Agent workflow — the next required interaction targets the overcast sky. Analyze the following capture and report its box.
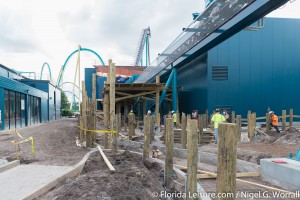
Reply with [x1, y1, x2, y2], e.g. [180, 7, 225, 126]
[0, 0, 299, 98]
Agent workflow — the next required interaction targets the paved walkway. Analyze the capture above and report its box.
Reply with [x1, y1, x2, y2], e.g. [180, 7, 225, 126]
[0, 164, 72, 200]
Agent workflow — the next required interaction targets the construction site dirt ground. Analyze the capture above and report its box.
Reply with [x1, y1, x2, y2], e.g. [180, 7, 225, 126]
[1, 118, 299, 199]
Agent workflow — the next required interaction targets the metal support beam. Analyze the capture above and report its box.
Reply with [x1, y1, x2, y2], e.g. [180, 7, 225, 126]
[172, 68, 177, 112]
[159, 68, 174, 106]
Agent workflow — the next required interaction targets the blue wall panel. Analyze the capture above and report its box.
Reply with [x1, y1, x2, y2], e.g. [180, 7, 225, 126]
[177, 53, 207, 114]
[205, 18, 300, 118]
[84, 68, 96, 99]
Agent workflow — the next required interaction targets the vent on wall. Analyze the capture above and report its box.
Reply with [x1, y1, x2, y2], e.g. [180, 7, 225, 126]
[212, 66, 228, 80]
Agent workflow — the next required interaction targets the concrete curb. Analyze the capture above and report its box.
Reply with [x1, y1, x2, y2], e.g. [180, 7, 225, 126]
[23, 149, 97, 200]
[0, 160, 20, 173]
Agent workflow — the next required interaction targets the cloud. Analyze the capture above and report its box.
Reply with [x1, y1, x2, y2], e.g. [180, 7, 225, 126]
[57, 0, 203, 65]
[0, 9, 38, 53]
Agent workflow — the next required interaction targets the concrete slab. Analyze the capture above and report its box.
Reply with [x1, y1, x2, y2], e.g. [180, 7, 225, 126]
[0, 165, 72, 200]
[0, 160, 20, 173]
[260, 158, 300, 191]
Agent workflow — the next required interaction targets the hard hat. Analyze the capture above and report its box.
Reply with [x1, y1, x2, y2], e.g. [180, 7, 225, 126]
[147, 110, 151, 114]
[171, 110, 175, 113]
[269, 111, 274, 114]
[130, 110, 133, 112]
[215, 108, 220, 112]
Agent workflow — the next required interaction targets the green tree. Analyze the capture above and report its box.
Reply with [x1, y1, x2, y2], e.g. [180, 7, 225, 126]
[61, 91, 70, 110]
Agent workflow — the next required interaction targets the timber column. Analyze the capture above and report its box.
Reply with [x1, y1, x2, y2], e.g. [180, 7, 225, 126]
[109, 60, 117, 153]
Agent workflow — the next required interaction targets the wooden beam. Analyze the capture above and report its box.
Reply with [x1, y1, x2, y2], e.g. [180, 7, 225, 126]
[165, 118, 174, 189]
[231, 111, 236, 123]
[96, 145, 115, 172]
[198, 114, 204, 144]
[116, 91, 157, 102]
[216, 123, 238, 200]
[128, 113, 135, 140]
[103, 90, 109, 149]
[236, 115, 241, 141]
[186, 118, 198, 199]
[266, 112, 271, 134]
[282, 110, 286, 131]
[197, 172, 260, 179]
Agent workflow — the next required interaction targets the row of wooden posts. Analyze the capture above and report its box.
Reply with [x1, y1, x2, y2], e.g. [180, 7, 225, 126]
[143, 116, 239, 199]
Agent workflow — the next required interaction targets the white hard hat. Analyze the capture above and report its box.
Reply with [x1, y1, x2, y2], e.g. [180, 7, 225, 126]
[147, 110, 151, 114]
[130, 110, 133, 112]
[269, 111, 274, 114]
[171, 110, 175, 113]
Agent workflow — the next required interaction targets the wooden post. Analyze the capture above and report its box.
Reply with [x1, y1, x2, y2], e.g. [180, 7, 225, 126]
[103, 90, 109, 148]
[165, 118, 174, 189]
[143, 115, 151, 163]
[118, 113, 121, 137]
[138, 103, 141, 120]
[236, 115, 242, 141]
[79, 103, 83, 142]
[247, 112, 251, 138]
[181, 113, 187, 149]
[205, 109, 209, 128]
[231, 111, 235, 123]
[289, 108, 293, 128]
[128, 113, 135, 140]
[282, 110, 286, 131]
[109, 60, 117, 153]
[155, 76, 160, 125]
[143, 101, 146, 120]
[216, 123, 238, 200]
[198, 114, 204, 144]
[81, 81, 87, 143]
[124, 102, 128, 132]
[186, 118, 198, 199]
[150, 116, 154, 143]
[266, 113, 270, 134]
[86, 101, 96, 148]
[92, 73, 96, 101]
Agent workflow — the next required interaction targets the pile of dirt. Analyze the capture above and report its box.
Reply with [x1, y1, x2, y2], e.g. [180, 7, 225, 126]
[274, 127, 300, 144]
[39, 150, 167, 200]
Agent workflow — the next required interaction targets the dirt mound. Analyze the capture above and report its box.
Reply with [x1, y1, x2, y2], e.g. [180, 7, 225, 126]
[274, 131, 300, 145]
[286, 127, 299, 133]
[39, 150, 167, 200]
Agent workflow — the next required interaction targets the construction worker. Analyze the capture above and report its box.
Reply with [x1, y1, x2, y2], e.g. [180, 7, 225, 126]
[211, 108, 226, 144]
[269, 111, 280, 133]
[171, 110, 177, 128]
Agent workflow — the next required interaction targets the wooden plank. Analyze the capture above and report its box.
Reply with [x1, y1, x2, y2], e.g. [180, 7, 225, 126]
[186, 118, 198, 199]
[197, 172, 260, 179]
[165, 118, 174, 189]
[216, 123, 238, 200]
[96, 145, 115, 172]
[256, 117, 266, 120]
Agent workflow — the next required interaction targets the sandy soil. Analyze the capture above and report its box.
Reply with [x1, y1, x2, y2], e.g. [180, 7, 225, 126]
[38, 150, 167, 200]
[0, 118, 89, 166]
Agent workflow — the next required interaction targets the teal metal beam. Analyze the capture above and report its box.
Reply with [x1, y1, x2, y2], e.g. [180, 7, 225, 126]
[159, 68, 175, 106]
[57, 47, 105, 87]
[172, 68, 177, 112]
[40, 62, 52, 80]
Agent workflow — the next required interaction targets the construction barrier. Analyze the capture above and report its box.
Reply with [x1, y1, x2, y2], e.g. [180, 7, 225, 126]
[10, 130, 35, 160]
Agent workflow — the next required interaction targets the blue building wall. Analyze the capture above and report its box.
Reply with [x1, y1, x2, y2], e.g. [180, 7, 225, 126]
[21, 80, 61, 121]
[176, 18, 300, 118]
[207, 18, 300, 118]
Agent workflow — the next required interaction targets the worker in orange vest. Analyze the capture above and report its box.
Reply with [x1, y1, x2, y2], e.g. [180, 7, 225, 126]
[269, 111, 280, 133]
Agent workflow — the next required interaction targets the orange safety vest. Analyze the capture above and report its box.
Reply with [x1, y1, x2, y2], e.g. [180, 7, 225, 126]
[271, 115, 278, 126]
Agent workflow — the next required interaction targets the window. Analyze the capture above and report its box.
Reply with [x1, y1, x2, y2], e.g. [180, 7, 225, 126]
[212, 66, 228, 80]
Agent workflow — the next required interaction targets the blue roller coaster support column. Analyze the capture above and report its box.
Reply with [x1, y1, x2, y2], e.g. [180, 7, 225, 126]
[145, 36, 149, 66]
[172, 68, 178, 112]
[159, 68, 175, 106]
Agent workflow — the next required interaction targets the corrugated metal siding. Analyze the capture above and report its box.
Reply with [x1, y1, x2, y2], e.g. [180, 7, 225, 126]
[206, 18, 300, 118]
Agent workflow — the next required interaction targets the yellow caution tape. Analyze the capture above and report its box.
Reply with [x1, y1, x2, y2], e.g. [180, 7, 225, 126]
[77, 126, 117, 134]
[11, 136, 35, 156]
[15, 130, 24, 139]
[11, 136, 33, 144]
